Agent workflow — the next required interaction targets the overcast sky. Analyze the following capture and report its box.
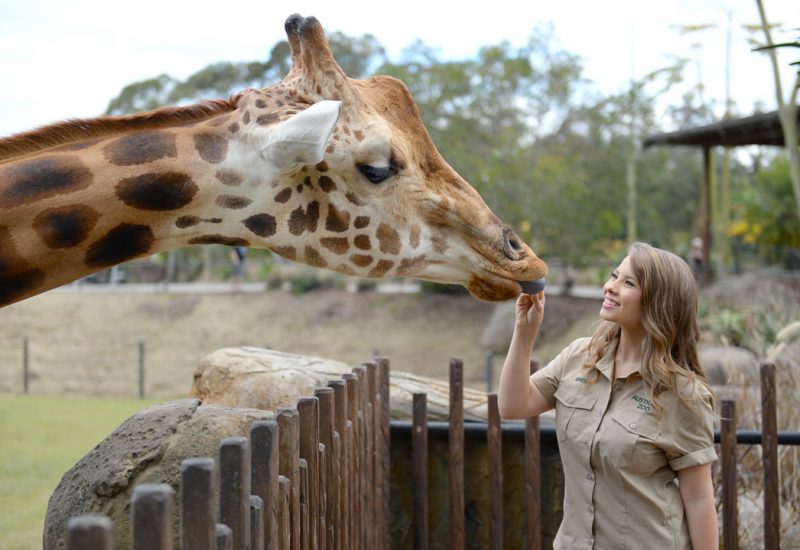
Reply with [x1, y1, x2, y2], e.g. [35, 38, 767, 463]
[0, 0, 796, 138]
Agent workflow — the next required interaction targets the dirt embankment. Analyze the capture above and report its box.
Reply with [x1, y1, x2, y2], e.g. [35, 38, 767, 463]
[0, 288, 600, 398]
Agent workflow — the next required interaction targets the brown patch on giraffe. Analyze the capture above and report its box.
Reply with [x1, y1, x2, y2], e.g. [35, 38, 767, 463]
[345, 192, 364, 206]
[296, 184, 304, 194]
[320, 237, 348, 255]
[228, 122, 240, 134]
[243, 111, 251, 125]
[188, 235, 250, 247]
[215, 195, 252, 210]
[349, 254, 373, 268]
[255, 99, 267, 108]
[0, 156, 93, 208]
[354, 216, 370, 229]
[303, 176, 313, 189]
[315, 161, 329, 172]
[85, 223, 155, 268]
[175, 216, 222, 228]
[102, 130, 178, 166]
[116, 172, 198, 211]
[193, 133, 228, 164]
[318, 175, 336, 193]
[243, 213, 277, 238]
[288, 201, 320, 236]
[397, 255, 433, 276]
[325, 144, 335, 154]
[0, 225, 46, 306]
[325, 204, 350, 233]
[215, 170, 243, 187]
[376, 223, 402, 255]
[304, 246, 327, 268]
[354, 235, 371, 250]
[353, 130, 365, 141]
[368, 260, 394, 278]
[33, 205, 101, 249]
[257, 113, 280, 126]
[335, 263, 356, 276]
[274, 188, 292, 204]
[406, 225, 419, 250]
[272, 246, 296, 261]
[431, 228, 449, 254]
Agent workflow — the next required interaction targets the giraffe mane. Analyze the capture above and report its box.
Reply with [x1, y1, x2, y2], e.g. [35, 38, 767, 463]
[0, 94, 243, 162]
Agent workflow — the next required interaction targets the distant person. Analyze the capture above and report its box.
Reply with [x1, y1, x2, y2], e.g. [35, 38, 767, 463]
[229, 246, 248, 291]
[498, 242, 718, 549]
[688, 237, 704, 282]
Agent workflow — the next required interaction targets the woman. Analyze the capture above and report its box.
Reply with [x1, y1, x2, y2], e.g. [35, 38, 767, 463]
[498, 242, 718, 549]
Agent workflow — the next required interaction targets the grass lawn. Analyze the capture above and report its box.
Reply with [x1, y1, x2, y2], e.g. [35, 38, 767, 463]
[0, 395, 158, 550]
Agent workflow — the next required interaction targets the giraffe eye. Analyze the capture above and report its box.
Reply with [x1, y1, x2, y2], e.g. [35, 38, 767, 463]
[357, 163, 397, 185]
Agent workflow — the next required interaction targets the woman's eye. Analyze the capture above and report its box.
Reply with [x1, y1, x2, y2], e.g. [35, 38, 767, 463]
[357, 163, 397, 184]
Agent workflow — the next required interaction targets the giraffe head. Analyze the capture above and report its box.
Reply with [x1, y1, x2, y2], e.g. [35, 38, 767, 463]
[235, 14, 546, 301]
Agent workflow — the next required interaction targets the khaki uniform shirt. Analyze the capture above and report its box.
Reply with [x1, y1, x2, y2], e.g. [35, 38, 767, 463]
[532, 337, 717, 550]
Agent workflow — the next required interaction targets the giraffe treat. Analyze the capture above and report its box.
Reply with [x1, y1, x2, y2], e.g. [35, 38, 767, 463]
[0, 14, 547, 307]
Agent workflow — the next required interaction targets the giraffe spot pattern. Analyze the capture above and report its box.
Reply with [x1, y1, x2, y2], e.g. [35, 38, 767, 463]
[354, 216, 370, 229]
[257, 113, 280, 126]
[368, 260, 394, 277]
[398, 255, 432, 276]
[175, 216, 222, 228]
[304, 246, 327, 268]
[243, 213, 277, 238]
[272, 246, 296, 261]
[318, 176, 336, 193]
[345, 192, 364, 206]
[410, 224, 421, 248]
[215, 195, 252, 210]
[376, 223, 402, 255]
[274, 188, 292, 204]
[315, 161, 329, 172]
[0, 156, 92, 208]
[325, 204, 350, 233]
[354, 235, 371, 250]
[188, 235, 250, 247]
[102, 131, 177, 166]
[116, 172, 198, 211]
[0, 225, 46, 306]
[349, 254, 373, 268]
[320, 237, 349, 255]
[85, 223, 155, 269]
[354, 130, 365, 141]
[216, 170, 243, 186]
[228, 122, 240, 134]
[193, 133, 228, 164]
[33, 205, 101, 249]
[243, 111, 251, 125]
[431, 229, 449, 253]
[288, 201, 320, 236]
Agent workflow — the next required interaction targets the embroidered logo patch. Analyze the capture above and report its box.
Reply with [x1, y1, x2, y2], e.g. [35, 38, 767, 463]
[574, 376, 588, 384]
[631, 394, 652, 412]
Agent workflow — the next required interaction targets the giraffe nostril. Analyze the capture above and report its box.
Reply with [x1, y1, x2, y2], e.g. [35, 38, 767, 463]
[502, 228, 526, 260]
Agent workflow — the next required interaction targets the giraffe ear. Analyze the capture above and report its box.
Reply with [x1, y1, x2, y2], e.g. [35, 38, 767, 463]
[260, 100, 341, 172]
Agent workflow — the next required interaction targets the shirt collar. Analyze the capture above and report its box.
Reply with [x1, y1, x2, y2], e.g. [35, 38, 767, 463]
[595, 340, 616, 381]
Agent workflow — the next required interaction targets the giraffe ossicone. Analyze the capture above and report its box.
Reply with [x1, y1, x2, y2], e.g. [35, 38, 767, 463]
[0, 14, 546, 308]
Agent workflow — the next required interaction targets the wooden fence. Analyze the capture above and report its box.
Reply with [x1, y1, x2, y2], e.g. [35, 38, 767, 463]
[63, 358, 792, 549]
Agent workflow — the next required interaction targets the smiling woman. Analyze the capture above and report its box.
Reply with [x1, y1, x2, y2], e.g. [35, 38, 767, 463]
[498, 242, 719, 550]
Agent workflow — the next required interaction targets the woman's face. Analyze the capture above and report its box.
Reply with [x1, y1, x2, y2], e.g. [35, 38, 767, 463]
[600, 256, 643, 330]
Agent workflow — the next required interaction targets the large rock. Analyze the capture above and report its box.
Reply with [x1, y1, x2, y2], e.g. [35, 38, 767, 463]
[698, 345, 759, 386]
[44, 399, 271, 550]
[191, 347, 495, 422]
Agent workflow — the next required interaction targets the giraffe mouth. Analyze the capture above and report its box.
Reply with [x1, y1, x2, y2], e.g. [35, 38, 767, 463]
[466, 268, 548, 302]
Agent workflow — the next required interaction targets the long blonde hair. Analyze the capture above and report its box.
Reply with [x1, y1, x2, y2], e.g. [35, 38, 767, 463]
[585, 242, 711, 414]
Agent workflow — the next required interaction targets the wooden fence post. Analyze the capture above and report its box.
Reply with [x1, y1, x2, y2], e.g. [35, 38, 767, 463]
[298, 396, 320, 550]
[180, 457, 216, 550]
[328, 379, 349, 550]
[760, 362, 780, 550]
[721, 399, 738, 550]
[525, 359, 542, 550]
[131, 484, 174, 550]
[215, 524, 233, 550]
[219, 436, 251, 550]
[449, 358, 465, 550]
[250, 495, 265, 550]
[377, 357, 391, 550]
[277, 476, 291, 550]
[412, 392, 429, 550]
[315, 387, 336, 550]
[488, 393, 503, 550]
[66, 515, 113, 550]
[278, 408, 300, 550]
[343, 373, 360, 550]
[251, 420, 279, 550]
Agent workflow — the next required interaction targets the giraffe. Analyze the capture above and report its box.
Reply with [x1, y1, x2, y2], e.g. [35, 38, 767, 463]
[0, 14, 546, 309]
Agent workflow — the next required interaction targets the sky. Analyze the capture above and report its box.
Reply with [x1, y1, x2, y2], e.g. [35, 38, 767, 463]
[0, 0, 797, 138]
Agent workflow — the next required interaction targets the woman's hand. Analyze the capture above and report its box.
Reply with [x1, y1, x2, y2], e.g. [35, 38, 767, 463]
[515, 291, 545, 332]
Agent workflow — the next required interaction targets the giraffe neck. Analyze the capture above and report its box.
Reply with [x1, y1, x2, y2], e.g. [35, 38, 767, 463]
[0, 114, 291, 306]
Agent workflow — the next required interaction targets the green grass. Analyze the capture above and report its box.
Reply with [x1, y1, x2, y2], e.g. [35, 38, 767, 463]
[0, 395, 159, 550]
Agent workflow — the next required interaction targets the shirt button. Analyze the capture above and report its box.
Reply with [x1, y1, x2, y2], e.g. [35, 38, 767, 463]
[586, 505, 593, 514]
[630, 422, 637, 429]
[585, 473, 594, 481]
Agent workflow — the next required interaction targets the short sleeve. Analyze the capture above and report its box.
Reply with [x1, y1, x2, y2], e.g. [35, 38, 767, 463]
[532, 338, 588, 409]
[665, 384, 718, 471]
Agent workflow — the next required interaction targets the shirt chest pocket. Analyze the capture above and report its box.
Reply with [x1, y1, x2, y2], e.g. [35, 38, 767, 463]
[554, 386, 597, 442]
[608, 411, 666, 475]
